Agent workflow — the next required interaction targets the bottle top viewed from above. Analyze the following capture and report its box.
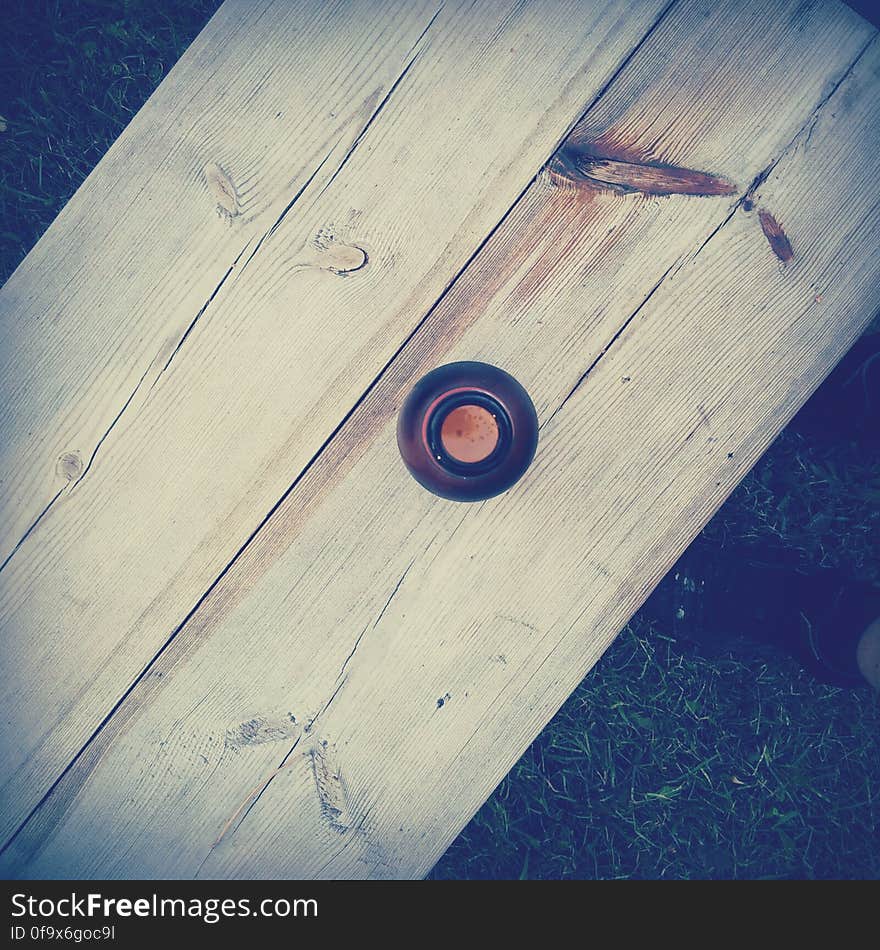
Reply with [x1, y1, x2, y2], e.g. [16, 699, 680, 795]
[397, 361, 539, 502]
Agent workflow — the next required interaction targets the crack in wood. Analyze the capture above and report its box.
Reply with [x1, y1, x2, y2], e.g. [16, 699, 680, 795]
[0, 488, 64, 576]
[264, 151, 334, 243]
[692, 33, 877, 267]
[543, 260, 677, 429]
[305, 676, 348, 736]
[200, 663, 359, 865]
[336, 624, 370, 685]
[372, 559, 415, 629]
[1, 229, 263, 582]
[9, 1, 872, 874]
[236, 149, 335, 280]
[196, 732, 304, 876]
[543, 26, 871, 429]
[151, 238, 253, 391]
[71, 360, 155, 493]
[316, 6, 442, 202]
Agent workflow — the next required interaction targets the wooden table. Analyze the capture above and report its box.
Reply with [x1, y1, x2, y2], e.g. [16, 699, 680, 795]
[1, 0, 878, 879]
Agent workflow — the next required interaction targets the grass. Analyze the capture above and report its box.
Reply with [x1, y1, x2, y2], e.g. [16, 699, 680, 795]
[2, 0, 878, 880]
[433, 624, 880, 879]
[0, 0, 220, 278]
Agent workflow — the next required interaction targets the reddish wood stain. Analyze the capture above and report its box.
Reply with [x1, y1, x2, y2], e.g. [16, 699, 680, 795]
[578, 156, 736, 196]
[557, 146, 736, 197]
[758, 209, 794, 262]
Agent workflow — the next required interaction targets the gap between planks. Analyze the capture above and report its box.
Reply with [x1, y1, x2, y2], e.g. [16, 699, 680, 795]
[3, 1, 878, 876]
[0, 0, 687, 856]
[0, 0, 678, 851]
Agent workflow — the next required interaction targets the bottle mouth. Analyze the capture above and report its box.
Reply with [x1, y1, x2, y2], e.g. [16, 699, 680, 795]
[426, 391, 513, 477]
[398, 361, 538, 502]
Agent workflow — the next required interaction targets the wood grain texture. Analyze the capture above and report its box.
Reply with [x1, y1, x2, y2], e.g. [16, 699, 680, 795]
[0, 0, 673, 849]
[2, 0, 876, 878]
[0, 0, 437, 569]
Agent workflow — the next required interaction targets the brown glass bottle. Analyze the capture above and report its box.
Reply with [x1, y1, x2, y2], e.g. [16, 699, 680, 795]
[397, 362, 539, 502]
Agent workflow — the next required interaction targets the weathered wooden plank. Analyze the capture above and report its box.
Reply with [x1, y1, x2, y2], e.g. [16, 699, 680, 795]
[0, 0, 437, 569]
[0, 0, 673, 848]
[3, 0, 875, 878]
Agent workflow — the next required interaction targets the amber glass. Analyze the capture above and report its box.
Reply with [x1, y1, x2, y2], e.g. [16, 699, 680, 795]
[397, 362, 539, 501]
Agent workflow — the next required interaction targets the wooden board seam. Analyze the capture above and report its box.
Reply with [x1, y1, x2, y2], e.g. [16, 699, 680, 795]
[0, 2, 450, 581]
[5, 12, 873, 867]
[4, 0, 876, 877]
[182, 29, 880, 860]
[548, 27, 877, 426]
[0, 0, 687, 860]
